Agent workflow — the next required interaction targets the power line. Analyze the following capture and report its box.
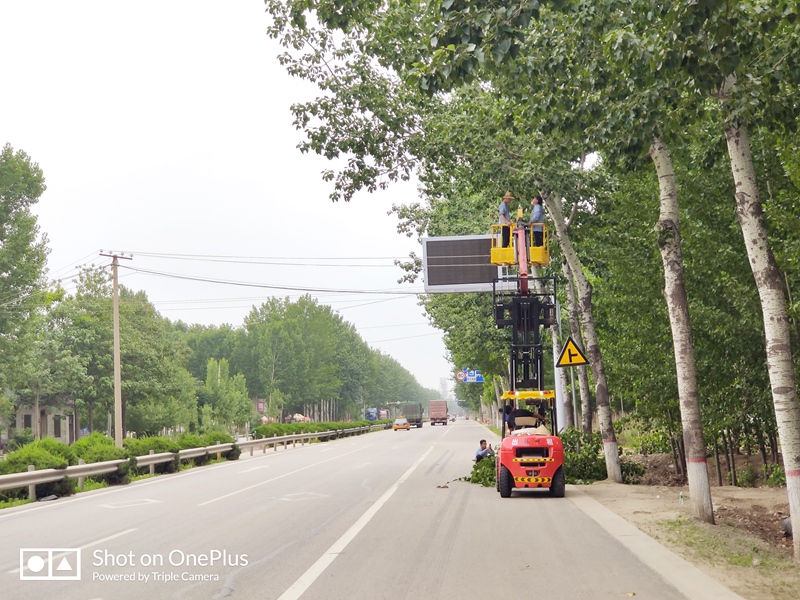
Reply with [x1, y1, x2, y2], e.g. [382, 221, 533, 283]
[122, 265, 424, 296]
[366, 332, 442, 343]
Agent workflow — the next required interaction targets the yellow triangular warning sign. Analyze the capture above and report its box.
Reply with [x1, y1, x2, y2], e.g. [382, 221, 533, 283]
[557, 337, 589, 367]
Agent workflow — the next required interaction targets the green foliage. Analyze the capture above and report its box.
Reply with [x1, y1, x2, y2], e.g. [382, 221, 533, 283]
[7, 428, 34, 451]
[71, 432, 120, 460]
[26, 438, 77, 466]
[224, 443, 241, 461]
[123, 436, 179, 474]
[0, 144, 49, 393]
[462, 456, 496, 487]
[202, 431, 235, 446]
[252, 420, 365, 439]
[620, 459, 646, 485]
[561, 427, 608, 484]
[623, 420, 673, 456]
[0, 442, 76, 500]
[735, 464, 759, 488]
[764, 464, 786, 487]
[176, 434, 206, 450]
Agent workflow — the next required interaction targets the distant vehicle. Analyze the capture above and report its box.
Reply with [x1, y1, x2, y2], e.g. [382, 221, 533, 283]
[429, 400, 448, 426]
[450, 415, 456, 422]
[400, 403, 423, 428]
[393, 418, 410, 431]
[365, 408, 378, 422]
[378, 409, 389, 420]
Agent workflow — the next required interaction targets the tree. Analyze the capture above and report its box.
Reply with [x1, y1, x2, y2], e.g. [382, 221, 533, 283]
[0, 143, 49, 392]
[202, 358, 252, 431]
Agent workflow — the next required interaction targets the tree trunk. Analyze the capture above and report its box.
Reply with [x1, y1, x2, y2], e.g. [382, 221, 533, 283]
[543, 194, 621, 482]
[670, 435, 681, 477]
[727, 429, 738, 487]
[722, 431, 731, 484]
[559, 357, 574, 429]
[650, 138, 714, 523]
[713, 438, 723, 486]
[758, 429, 768, 469]
[677, 436, 688, 483]
[724, 119, 800, 560]
[33, 387, 40, 440]
[493, 376, 503, 431]
[562, 261, 592, 433]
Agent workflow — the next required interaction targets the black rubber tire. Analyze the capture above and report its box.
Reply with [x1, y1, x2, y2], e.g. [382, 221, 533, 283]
[550, 466, 565, 498]
[499, 465, 513, 498]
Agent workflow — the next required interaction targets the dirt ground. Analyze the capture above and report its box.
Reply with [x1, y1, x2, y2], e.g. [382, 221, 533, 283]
[577, 454, 798, 600]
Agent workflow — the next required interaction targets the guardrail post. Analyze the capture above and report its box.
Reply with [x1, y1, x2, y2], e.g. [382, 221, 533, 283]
[301, 437, 305, 446]
[78, 459, 86, 491]
[292, 439, 296, 448]
[273, 434, 277, 452]
[149, 450, 155, 476]
[250, 442, 254, 457]
[27, 465, 36, 501]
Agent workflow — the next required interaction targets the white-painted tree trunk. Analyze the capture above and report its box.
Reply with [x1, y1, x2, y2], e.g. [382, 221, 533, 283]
[543, 194, 622, 482]
[650, 137, 715, 524]
[724, 121, 800, 562]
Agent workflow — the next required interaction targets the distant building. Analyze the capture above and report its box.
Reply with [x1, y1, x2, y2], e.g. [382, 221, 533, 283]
[15, 406, 75, 444]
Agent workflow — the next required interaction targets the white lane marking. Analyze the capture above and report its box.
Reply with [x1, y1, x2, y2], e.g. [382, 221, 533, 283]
[0, 459, 233, 522]
[240, 466, 270, 473]
[277, 445, 435, 600]
[8, 528, 137, 574]
[0, 442, 311, 522]
[279, 492, 328, 502]
[99, 499, 160, 509]
[198, 445, 373, 507]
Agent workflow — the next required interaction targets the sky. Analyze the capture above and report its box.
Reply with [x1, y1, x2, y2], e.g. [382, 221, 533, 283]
[0, 1, 452, 394]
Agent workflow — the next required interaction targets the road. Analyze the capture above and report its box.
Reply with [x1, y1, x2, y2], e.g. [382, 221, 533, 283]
[1, 420, 740, 599]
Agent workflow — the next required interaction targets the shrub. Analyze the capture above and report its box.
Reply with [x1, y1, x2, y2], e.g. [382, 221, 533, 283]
[72, 433, 124, 461]
[7, 428, 34, 451]
[123, 436, 179, 456]
[0, 443, 76, 500]
[176, 434, 206, 450]
[620, 459, 646, 484]
[561, 428, 607, 484]
[224, 443, 241, 461]
[71, 434, 130, 487]
[764, 464, 786, 487]
[203, 431, 234, 446]
[27, 438, 77, 466]
[736, 464, 759, 488]
[123, 436, 179, 474]
[175, 434, 211, 466]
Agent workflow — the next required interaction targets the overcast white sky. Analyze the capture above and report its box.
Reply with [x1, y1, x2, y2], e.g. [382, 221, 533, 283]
[0, 1, 452, 393]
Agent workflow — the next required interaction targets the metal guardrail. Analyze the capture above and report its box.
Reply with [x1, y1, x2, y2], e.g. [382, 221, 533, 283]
[0, 424, 388, 500]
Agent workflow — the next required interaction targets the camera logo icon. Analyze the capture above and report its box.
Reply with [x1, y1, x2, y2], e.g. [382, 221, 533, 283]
[19, 548, 81, 581]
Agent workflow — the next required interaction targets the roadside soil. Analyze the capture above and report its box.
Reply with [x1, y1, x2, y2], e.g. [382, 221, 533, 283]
[577, 453, 798, 600]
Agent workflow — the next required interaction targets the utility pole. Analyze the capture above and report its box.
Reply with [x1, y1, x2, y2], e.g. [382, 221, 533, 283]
[100, 251, 132, 448]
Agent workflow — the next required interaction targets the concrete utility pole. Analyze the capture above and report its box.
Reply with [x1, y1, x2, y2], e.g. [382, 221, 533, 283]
[100, 251, 132, 448]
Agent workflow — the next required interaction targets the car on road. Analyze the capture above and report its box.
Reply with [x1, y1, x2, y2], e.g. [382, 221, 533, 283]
[393, 418, 410, 431]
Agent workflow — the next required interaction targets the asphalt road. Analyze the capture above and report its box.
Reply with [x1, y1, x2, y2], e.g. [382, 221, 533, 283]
[1, 420, 741, 600]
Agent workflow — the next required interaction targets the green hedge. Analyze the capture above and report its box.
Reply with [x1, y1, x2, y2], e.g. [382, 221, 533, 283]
[251, 420, 371, 440]
[0, 442, 76, 500]
[123, 436, 180, 474]
[71, 433, 131, 485]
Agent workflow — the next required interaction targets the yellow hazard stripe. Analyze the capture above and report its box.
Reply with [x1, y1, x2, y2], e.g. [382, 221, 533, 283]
[514, 477, 552, 483]
[512, 458, 554, 462]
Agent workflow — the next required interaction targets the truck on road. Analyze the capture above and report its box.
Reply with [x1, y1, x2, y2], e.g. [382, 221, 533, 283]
[401, 403, 423, 428]
[429, 400, 448, 426]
